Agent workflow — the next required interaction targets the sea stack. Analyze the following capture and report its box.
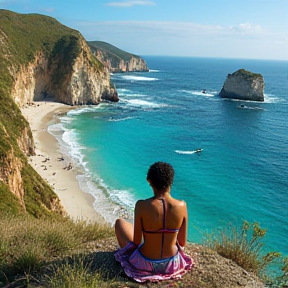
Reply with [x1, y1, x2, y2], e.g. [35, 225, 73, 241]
[219, 69, 265, 101]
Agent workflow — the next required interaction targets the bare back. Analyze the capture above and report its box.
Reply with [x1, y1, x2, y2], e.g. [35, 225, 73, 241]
[133, 196, 188, 259]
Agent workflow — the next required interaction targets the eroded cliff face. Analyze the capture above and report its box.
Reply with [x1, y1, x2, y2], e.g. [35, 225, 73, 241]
[16, 125, 35, 156]
[1, 10, 120, 217]
[0, 119, 66, 215]
[126, 56, 149, 72]
[95, 49, 149, 73]
[11, 37, 118, 107]
[219, 69, 264, 101]
[11, 52, 50, 106]
[1, 28, 115, 216]
[0, 145, 25, 207]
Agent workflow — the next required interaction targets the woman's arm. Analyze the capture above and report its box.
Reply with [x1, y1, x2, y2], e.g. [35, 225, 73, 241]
[177, 201, 188, 247]
[133, 200, 143, 245]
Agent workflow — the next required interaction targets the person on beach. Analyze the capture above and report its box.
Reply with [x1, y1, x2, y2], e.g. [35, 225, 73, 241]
[114, 161, 193, 282]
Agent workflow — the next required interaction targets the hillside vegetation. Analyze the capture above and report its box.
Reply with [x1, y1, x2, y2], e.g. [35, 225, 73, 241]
[88, 41, 136, 63]
[1, 216, 287, 288]
[88, 40, 148, 72]
[0, 9, 93, 217]
[0, 10, 287, 288]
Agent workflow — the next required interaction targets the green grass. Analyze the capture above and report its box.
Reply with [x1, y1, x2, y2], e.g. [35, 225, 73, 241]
[233, 69, 262, 79]
[49, 35, 81, 88]
[0, 9, 94, 218]
[88, 41, 136, 63]
[205, 221, 288, 287]
[1, 215, 287, 288]
[0, 91, 29, 144]
[0, 10, 80, 66]
[0, 182, 24, 217]
[0, 216, 114, 286]
[206, 221, 280, 274]
[21, 164, 65, 218]
[44, 258, 117, 288]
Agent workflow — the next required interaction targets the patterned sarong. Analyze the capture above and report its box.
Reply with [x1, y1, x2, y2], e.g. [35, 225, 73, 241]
[115, 242, 193, 282]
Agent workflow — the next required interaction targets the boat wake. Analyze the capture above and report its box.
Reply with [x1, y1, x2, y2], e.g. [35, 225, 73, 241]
[181, 90, 216, 97]
[175, 149, 203, 155]
[238, 104, 264, 110]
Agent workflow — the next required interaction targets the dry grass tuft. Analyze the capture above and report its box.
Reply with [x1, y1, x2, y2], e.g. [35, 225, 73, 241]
[0, 216, 114, 286]
[205, 221, 281, 277]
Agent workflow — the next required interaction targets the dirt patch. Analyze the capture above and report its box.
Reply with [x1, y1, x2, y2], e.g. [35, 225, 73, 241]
[76, 237, 265, 288]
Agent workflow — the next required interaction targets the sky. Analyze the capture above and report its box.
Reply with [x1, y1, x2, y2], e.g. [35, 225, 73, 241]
[1, 0, 288, 60]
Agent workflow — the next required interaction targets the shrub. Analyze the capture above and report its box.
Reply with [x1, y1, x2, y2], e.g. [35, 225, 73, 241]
[205, 221, 281, 276]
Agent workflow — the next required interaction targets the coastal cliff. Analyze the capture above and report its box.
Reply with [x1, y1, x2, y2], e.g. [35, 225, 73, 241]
[219, 69, 265, 101]
[0, 9, 117, 217]
[7, 32, 118, 106]
[88, 41, 149, 73]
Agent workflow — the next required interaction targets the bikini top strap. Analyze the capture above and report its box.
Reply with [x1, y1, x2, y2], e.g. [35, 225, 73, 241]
[160, 198, 165, 259]
[161, 198, 166, 230]
[142, 198, 179, 233]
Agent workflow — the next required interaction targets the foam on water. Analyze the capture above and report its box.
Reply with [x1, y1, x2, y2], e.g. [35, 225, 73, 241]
[126, 98, 168, 108]
[76, 174, 133, 224]
[48, 113, 134, 224]
[181, 89, 216, 97]
[124, 93, 147, 98]
[109, 189, 136, 209]
[121, 75, 158, 81]
[50, 57, 288, 258]
[118, 90, 148, 98]
[108, 116, 134, 122]
[67, 106, 98, 116]
[47, 122, 63, 133]
[237, 105, 265, 111]
[117, 88, 132, 94]
[62, 129, 86, 165]
[264, 94, 285, 103]
[221, 94, 284, 105]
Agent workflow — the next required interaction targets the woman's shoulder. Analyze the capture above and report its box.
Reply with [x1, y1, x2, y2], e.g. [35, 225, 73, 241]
[136, 197, 186, 209]
[135, 197, 153, 208]
[170, 197, 187, 207]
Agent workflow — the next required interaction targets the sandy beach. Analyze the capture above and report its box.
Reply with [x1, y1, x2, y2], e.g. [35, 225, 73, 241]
[21, 101, 104, 223]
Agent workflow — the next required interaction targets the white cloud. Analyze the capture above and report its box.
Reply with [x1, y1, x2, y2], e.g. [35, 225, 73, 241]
[70, 20, 288, 60]
[82, 21, 265, 40]
[106, 1, 155, 7]
[228, 22, 262, 35]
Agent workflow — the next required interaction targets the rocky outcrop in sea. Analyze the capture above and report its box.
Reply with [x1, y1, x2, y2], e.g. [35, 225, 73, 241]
[219, 69, 265, 101]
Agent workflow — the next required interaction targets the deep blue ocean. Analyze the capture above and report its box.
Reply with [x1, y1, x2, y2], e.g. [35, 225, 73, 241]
[49, 56, 288, 257]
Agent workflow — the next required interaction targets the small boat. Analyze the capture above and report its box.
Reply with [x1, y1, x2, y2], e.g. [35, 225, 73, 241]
[195, 148, 203, 153]
[201, 89, 206, 94]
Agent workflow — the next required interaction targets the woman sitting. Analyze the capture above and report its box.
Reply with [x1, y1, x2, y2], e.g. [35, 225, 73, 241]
[114, 161, 193, 282]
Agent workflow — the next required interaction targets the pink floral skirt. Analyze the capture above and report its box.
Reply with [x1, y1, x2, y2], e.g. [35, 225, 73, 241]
[114, 242, 193, 282]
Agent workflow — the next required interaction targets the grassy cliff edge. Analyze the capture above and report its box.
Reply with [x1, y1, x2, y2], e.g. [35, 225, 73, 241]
[0, 9, 286, 288]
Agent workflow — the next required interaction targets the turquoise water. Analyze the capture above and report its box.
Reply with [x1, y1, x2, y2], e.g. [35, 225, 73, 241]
[49, 57, 288, 256]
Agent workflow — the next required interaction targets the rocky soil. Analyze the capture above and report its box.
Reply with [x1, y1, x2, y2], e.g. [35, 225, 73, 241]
[36, 237, 264, 288]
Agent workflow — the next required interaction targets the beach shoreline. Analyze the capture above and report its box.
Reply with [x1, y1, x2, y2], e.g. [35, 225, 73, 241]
[21, 101, 105, 223]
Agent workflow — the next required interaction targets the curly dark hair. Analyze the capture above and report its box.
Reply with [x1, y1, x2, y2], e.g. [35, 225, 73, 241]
[147, 162, 174, 191]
